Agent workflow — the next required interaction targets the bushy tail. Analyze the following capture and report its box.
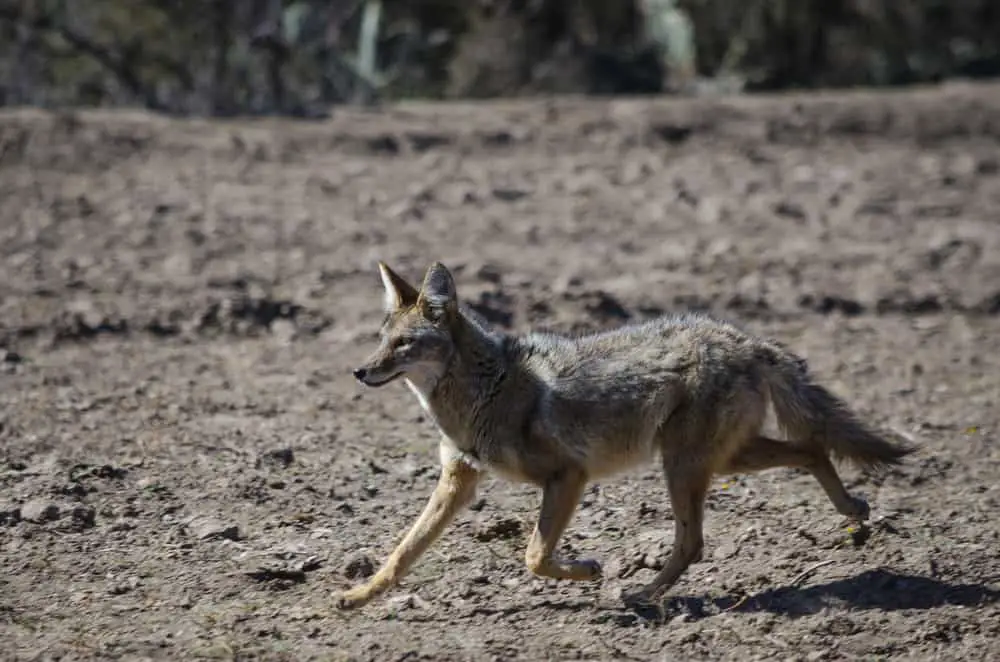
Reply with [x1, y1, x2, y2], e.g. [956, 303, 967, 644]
[759, 347, 915, 472]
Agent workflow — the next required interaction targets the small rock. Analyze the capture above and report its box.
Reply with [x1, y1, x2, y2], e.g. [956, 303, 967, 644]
[110, 519, 136, 532]
[713, 540, 739, 561]
[642, 553, 663, 570]
[474, 264, 503, 284]
[977, 157, 998, 175]
[602, 556, 629, 579]
[187, 516, 241, 541]
[343, 554, 375, 579]
[70, 505, 97, 529]
[553, 274, 584, 294]
[395, 460, 430, 479]
[108, 582, 131, 595]
[696, 197, 726, 225]
[69, 463, 120, 482]
[473, 516, 522, 542]
[21, 499, 61, 523]
[108, 576, 139, 595]
[0, 503, 21, 526]
[2, 350, 22, 364]
[774, 200, 807, 220]
[59, 482, 88, 498]
[492, 187, 530, 202]
[298, 555, 323, 573]
[583, 291, 631, 322]
[246, 567, 307, 584]
[256, 448, 294, 470]
[847, 523, 872, 547]
[619, 160, 651, 186]
[385, 592, 430, 612]
[269, 319, 296, 344]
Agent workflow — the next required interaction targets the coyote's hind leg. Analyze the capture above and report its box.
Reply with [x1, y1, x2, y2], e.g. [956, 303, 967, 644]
[524, 467, 603, 581]
[722, 435, 870, 521]
[623, 464, 710, 607]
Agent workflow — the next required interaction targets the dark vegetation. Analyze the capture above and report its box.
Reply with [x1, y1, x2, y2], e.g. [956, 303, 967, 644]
[1, 0, 998, 116]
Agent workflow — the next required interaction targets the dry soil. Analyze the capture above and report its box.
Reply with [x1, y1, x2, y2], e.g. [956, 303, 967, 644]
[2, 83, 1000, 661]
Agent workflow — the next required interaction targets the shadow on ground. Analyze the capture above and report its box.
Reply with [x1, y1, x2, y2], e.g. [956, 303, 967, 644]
[644, 568, 1000, 621]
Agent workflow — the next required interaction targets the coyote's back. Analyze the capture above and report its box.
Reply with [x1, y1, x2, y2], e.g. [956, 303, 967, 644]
[519, 313, 911, 480]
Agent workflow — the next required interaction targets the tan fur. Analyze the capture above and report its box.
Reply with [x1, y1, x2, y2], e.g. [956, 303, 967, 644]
[337, 262, 915, 610]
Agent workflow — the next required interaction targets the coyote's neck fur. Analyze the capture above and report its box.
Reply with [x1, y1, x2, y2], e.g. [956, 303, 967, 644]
[407, 311, 513, 461]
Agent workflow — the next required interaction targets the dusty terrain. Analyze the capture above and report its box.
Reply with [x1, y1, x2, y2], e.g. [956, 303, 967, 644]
[2, 82, 1000, 661]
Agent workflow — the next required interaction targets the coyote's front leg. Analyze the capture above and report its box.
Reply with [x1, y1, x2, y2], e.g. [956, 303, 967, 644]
[334, 454, 481, 610]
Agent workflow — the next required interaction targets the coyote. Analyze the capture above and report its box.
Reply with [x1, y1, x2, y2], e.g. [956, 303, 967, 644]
[336, 261, 913, 610]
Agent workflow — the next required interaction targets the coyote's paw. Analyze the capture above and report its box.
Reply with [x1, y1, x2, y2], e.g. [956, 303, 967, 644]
[333, 586, 374, 611]
[846, 496, 870, 522]
[535, 557, 603, 581]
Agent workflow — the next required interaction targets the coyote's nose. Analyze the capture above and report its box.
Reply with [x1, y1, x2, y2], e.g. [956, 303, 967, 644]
[352, 367, 368, 382]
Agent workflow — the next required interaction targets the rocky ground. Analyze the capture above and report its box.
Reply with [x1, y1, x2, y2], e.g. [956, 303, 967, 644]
[2, 82, 1000, 661]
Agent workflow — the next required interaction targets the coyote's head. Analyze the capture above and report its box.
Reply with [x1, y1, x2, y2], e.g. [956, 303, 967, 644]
[352, 262, 459, 388]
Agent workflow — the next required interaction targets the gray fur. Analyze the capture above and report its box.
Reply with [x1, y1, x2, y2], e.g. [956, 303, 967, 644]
[341, 262, 915, 611]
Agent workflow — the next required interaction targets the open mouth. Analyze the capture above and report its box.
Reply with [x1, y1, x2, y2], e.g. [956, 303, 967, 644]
[363, 372, 403, 387]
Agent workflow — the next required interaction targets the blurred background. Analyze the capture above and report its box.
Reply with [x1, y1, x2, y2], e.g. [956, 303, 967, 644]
[2, 0, 999, 116]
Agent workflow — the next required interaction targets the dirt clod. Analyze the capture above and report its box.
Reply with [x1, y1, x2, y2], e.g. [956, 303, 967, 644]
[20, 499, 60, 523]
[256, 448, 295, 470]
[69, 505, 97, 529]
[343, 554, 376, 579]
[186, 516, 241, 541]
[0, 503, 21, 526]
[473, 516, 523, 542]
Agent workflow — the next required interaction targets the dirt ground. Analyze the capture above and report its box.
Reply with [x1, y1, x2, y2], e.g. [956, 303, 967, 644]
[2, 82, 1000, 661]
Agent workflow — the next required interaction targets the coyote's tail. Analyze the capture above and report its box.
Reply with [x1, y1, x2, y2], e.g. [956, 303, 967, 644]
[759, 347, 915, 472]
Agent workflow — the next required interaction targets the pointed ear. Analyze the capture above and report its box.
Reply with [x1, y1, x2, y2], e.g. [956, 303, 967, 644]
[417, 262, 457, 321]
[378, 261, 418, 312]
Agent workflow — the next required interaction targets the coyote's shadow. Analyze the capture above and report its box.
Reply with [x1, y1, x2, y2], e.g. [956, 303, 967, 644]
[648, 568, 1000, 621]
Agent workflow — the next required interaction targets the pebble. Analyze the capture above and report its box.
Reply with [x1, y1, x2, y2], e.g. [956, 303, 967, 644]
[0, 502, 21, 526]
[187, 516, 240, 541]
[21, 499, 61, 523]
[343, 554, 375, 579]
[473, 516, 522, 542]
[70, 505, 97, 529]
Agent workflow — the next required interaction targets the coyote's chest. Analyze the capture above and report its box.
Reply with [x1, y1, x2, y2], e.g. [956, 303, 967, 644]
[405, 378, 472, 449]
[405, 377, 530, 481]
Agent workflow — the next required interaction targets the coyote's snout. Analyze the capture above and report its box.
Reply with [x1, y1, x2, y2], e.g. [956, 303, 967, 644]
[335, 261, 915, 612]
